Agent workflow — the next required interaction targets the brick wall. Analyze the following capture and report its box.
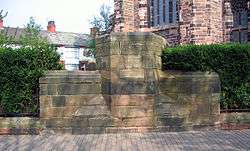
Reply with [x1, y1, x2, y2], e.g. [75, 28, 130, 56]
[208, 0, 224, 43]
[113, 0, 123, 32]
[223, 0, 234, 42]
[151, 24, 180, 46]
[138, 0, 150, 31]
[179, 0, 223, 44]
[112, 0, 250, 44]
[178, 0, 192, 44]
[113, 0, 138, 32]
[114, 0, 150, 32]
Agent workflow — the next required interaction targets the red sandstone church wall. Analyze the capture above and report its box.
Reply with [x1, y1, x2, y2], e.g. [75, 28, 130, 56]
[113, 0, 248, 45]
[179, 0, 223, 45]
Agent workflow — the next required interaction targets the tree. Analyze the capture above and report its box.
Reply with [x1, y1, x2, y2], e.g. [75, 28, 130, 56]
[90, 4, 111, 32]
[88, 4, 112, 57]
[86, 39, 96, 57]
[0, 10, 9, 46]
[0, 10, 8, 20]
[24, 17, 42, 37]
[0, 17, 44, 47]
[20, 17, 49, 50]
[20, 16, 62, 70]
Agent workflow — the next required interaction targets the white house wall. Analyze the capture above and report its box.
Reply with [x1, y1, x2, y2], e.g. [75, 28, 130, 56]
[56, 46, 94, 71]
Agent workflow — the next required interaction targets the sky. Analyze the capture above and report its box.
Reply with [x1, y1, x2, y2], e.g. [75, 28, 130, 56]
[0, 0, 114, 34]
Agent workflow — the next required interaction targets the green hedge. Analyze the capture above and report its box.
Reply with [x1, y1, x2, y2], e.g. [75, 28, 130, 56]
[162, 43, 250, 110]
[0, 38, 62, 114]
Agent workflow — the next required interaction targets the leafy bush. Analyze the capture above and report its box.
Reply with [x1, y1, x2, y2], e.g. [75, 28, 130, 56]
[86, 39, 96, 57]
[162, 43, 250, 110]
[0, 42, 62, 114]
[0, 24, 62, 114]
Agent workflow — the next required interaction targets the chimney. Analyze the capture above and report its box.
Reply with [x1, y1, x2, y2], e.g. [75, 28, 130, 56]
[0, 19, 3, 29]
[90, 27, 99, 38]
[47, 21, 56, 32]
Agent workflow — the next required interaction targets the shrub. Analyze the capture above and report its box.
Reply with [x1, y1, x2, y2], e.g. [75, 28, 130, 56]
[0, 34, 62, 114]
[162, 43, 250, 110]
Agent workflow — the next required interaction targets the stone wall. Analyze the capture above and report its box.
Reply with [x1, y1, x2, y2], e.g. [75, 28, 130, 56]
[157, 71, 221, 130]
[96, 32, 165, 130]
[39, 70, 112, 134]
[95, 32, 221, 132]
[37, 32, 223, 134]
[1, 32, 250, 134]
[220, 112, 250, 130]
[0, 117, 42, 134]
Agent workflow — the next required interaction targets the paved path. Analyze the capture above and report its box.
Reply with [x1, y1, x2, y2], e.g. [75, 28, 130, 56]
[0, 130, 250, 151]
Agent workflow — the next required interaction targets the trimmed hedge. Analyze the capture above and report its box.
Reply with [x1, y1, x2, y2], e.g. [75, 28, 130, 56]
[0, 37, 62, 114]
[162, 43, 250, 110]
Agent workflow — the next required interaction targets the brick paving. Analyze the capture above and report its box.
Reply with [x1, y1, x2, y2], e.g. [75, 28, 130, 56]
[0, 130, 250, 151]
